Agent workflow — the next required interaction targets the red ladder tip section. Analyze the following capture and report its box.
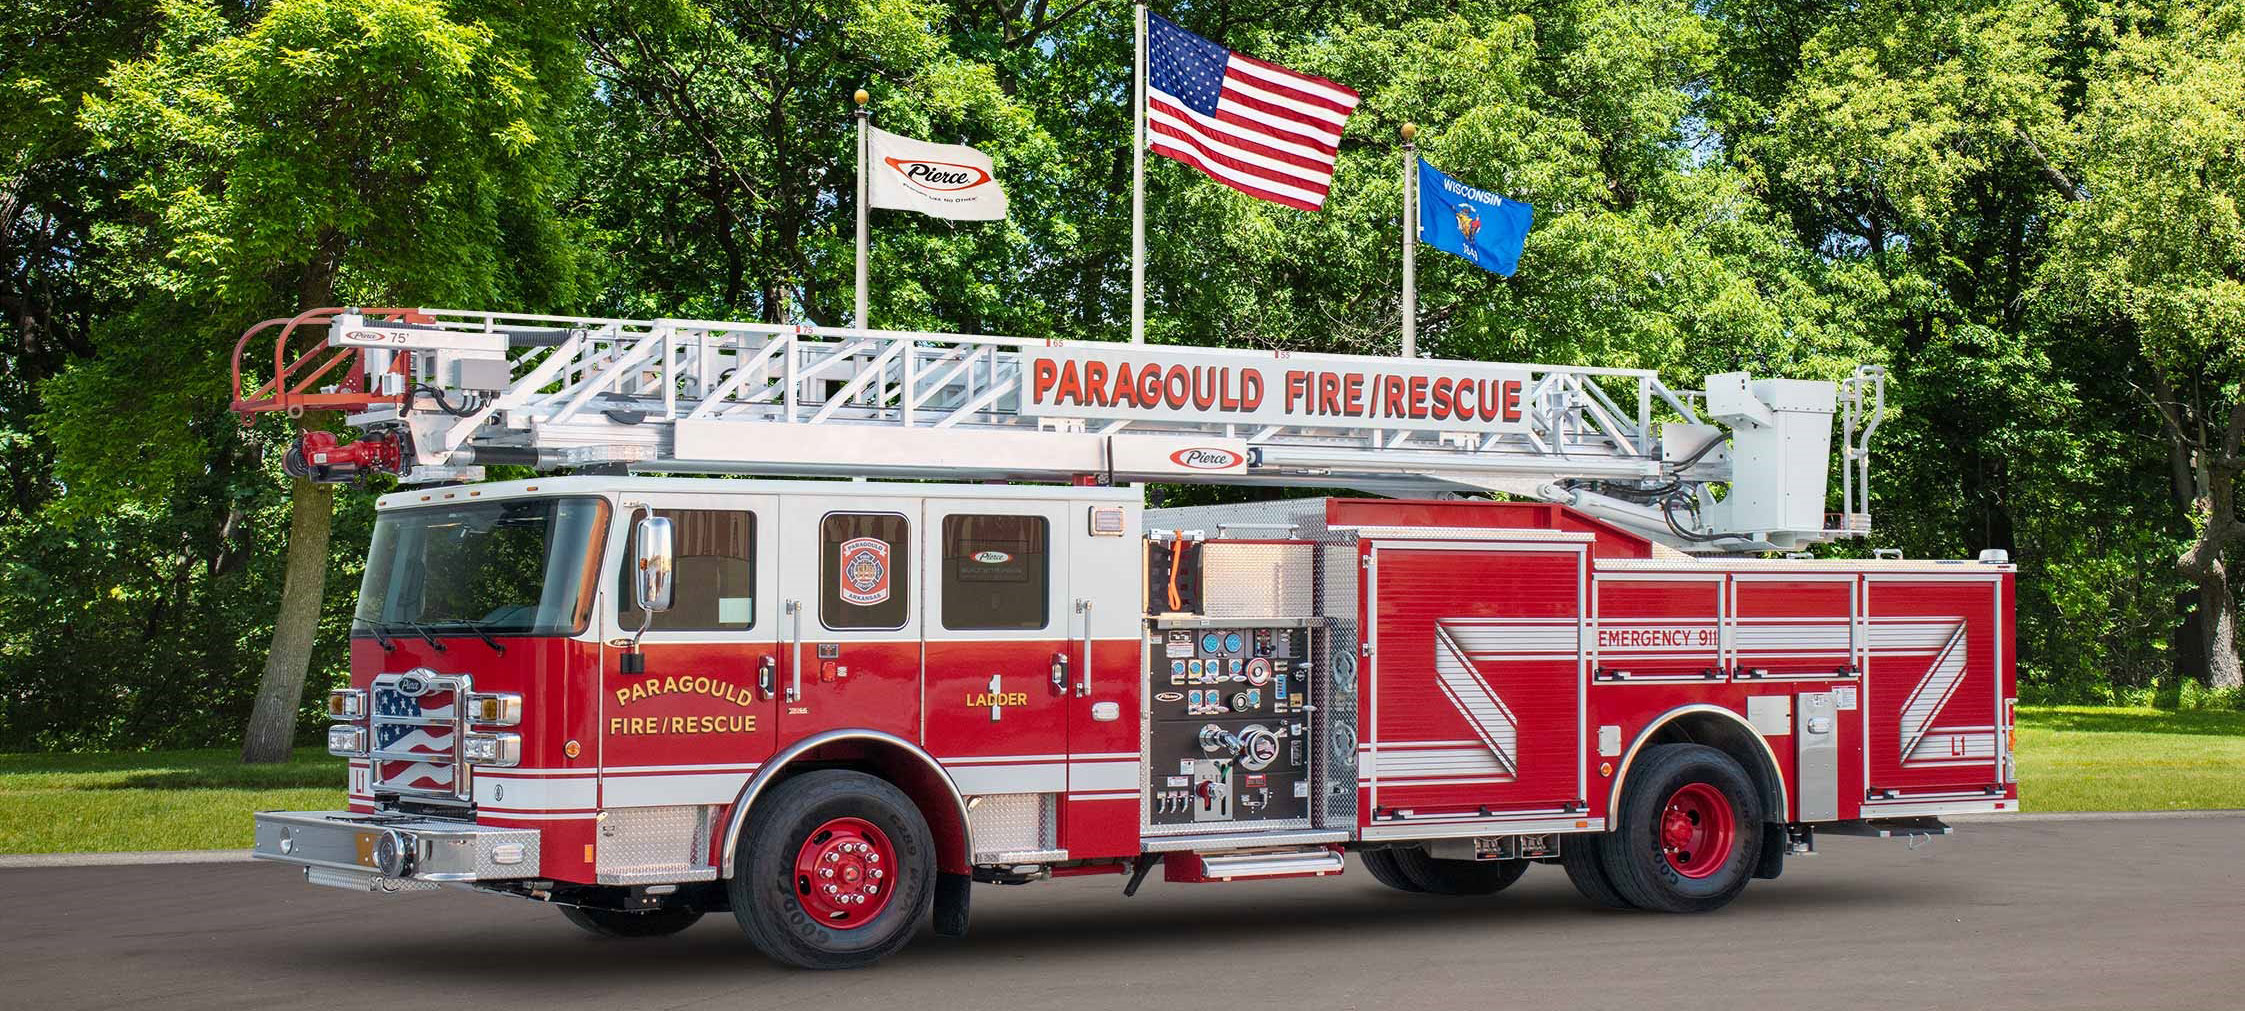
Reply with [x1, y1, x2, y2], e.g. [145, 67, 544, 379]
[229, 306, 424, 422]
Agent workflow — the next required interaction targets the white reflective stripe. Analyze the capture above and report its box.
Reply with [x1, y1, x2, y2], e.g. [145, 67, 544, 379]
[948, 762, 1067, 794]
[477, 810, 597, 822]
[474, 774, 597, 810]
[1899, 622, 1970, 759]
[1066, 791, 1138, 802]
[601, 771, 752, 807]
[602, 762, 759, 775]
[1067, 760, 1140, 792]
[1434, 621, 1519, 775]
[942, 753, 1070, 765]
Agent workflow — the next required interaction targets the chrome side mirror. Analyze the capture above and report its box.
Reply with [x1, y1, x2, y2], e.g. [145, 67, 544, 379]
[633, 515, 675, 615]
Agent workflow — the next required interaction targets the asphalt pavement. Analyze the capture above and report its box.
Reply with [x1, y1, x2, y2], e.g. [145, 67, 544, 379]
[3, 815, 2239, 1011]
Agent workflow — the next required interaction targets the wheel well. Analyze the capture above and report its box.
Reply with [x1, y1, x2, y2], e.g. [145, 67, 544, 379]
[720, 732, 971, 877]
[1614, 709, 1788, 823]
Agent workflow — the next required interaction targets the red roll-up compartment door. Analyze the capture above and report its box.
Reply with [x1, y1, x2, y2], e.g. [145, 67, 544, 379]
[1864, 576, 2006, 802]
[1364, 541, 1586, 824]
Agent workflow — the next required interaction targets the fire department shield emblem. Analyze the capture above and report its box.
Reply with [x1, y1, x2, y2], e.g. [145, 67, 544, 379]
[838, 536, 892, 606]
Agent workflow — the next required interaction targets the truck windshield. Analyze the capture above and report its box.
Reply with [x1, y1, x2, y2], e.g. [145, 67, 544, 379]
[353, 496, 609, 637]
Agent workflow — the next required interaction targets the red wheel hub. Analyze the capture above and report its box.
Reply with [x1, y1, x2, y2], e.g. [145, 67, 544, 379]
[792, 817, 896, 927]
[1658, 782, 1736, 879]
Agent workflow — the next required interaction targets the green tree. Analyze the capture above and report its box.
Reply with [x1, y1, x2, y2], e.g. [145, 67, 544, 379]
[47, 0, 595, 759]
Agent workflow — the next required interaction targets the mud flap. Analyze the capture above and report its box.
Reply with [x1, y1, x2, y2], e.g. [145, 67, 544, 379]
[1753, 823, 1787, 880]
[933, 871, 971, 937]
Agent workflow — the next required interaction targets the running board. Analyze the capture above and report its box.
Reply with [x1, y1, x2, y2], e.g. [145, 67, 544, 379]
[1819, 817, 1952, 839]
[1163, 847, 1346, 883]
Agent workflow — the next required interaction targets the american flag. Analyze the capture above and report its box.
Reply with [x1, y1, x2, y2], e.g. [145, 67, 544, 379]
[1146, 13, 1360, 212]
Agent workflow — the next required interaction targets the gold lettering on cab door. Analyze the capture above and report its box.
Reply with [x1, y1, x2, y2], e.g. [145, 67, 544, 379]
[609, 676, 758, 736]
[609, 714, 757, 736]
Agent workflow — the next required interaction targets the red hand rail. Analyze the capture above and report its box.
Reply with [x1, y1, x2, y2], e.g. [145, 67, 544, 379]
[229, 306, 423, 421]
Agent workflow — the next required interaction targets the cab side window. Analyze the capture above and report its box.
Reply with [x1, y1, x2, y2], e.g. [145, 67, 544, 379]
[618, 508, 756, 631]
[941, 515, 1049, 630]
[822, 513, 910, 630]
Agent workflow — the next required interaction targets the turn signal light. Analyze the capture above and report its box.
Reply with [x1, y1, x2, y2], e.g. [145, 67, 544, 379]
[327, 725, 368, 757]
[467, 692, 523, 726]
[462, 732, 521, 767]
[327, 689, 366, 719]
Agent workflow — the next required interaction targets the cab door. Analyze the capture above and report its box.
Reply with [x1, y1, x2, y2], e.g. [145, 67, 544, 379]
[599, 493, 781, 807]
[773, 494, 924, 744]
[920, 501, 1074, 842]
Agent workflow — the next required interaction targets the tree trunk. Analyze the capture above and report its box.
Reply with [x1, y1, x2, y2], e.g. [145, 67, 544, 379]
[2198, 563, 2243, 691]
[241, 476, 338, 762]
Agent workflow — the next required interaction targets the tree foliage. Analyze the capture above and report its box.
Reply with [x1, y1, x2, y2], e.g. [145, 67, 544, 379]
[5, 0, 2245, 749]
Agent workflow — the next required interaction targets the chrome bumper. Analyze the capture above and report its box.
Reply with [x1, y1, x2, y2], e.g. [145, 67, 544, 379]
[253, 810, 540, 891]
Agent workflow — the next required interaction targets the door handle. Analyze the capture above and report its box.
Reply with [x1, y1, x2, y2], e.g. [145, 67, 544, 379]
[1074, 598, 1093, 697]
[758, 655, 776, 700]
[784, 600, 803, 702]
[1050, 652, 1069, 694]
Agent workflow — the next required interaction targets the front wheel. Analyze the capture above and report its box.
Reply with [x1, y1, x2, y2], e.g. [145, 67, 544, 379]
[1596, 743, 1763, 913]
[728, 770, 935, 969]
[560, 905, 704, 938]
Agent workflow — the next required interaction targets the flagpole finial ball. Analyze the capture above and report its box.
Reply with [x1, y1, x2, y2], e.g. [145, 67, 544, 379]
[1400, 122, 1417, 143]
[854, 89, 869, 107]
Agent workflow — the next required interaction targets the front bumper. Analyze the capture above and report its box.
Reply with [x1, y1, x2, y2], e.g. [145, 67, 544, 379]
[253, 810, 540, 892]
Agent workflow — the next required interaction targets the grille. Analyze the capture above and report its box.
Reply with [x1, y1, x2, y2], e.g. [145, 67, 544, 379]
[370, 671, 472, 803]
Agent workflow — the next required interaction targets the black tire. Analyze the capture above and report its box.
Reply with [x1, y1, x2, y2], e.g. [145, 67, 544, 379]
[1389, 847, 1529, 896]
[560, 905, 705, 938]
[728, 770, 935, 969]
[1596, 743, 1763, 913]
[1358, 848, 1426, 892]
[1559, 833, 1634, 909]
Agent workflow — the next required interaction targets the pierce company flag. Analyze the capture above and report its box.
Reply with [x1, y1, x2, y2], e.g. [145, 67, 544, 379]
[866, 125, 1008, 220]
[1416, 158, 1533, 277]
[1146, 13, 1359, 212]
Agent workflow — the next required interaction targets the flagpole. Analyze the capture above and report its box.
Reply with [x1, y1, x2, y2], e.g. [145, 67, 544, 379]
[1130, 0, 1148, 344]
[1400, 122, 1417, 359]
[855, 88, 871, 332]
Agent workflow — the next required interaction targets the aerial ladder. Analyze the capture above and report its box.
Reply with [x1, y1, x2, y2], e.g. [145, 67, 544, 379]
[229, 306, 1884, 553]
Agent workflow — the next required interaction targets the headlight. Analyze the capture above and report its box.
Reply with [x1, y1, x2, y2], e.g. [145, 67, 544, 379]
[462, 732, 521, 767]
[327, 689, 366, 719]
[327, 725, 368, 757]
[466, 692, 522, 726]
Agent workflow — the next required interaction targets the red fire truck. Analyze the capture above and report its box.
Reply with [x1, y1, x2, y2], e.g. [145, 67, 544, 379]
[239, 307, 2015, 969]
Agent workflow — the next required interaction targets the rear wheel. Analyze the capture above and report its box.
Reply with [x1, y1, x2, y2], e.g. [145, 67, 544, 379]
[728, 770, 934, 969]
[1559, 833, 1634, 909]
[1358, 848, 1425, 892]
[1389, 847, 1529, 895]
[1596, 744, 1763, 913]
[560, 905, 704, 938]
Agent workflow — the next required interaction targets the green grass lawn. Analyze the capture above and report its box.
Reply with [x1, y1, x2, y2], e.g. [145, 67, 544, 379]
[2014, 705, 2245, 812]
[0, 708, 2237, 854]
[0, 747, 343, 854]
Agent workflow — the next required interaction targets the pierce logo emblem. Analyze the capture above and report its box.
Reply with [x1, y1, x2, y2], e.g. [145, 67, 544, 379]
[884, 158, 993, 193]
[971, 550, 1013, 565]
[1169, 447, 1242, 470]
[838, 537, 892, 606]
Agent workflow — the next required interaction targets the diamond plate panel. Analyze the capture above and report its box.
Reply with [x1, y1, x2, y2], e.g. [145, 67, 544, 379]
[596, 805, 712, 883]
[1200, 542, 1315, 617]
[967, 793, 1053, 858]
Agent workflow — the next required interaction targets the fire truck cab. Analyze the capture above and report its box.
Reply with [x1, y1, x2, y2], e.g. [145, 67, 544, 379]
[237, 307, 2016, 968]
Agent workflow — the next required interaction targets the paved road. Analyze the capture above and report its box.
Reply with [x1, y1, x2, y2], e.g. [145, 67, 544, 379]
[4, 816, 2239, 1011]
